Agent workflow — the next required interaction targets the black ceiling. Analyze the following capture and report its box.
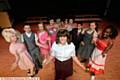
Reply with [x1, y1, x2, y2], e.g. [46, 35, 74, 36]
[4, 0, 120, 22]
[8, 0, 107, 15]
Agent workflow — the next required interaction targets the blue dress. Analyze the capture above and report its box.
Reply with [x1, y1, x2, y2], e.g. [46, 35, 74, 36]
[77, 31, 95, 59]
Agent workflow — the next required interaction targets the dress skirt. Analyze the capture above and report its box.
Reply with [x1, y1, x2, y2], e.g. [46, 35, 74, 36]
[55, 58, 73, 80]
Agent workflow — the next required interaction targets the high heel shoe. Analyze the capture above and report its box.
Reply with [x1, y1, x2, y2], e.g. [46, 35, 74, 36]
[27, 72, 36, 77]
[27, 69, 36, 77]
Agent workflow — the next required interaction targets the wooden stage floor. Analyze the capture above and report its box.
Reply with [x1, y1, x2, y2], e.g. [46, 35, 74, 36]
[0, 20, 120, 80]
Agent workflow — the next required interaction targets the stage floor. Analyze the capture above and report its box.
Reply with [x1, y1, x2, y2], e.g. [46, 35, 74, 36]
[0, 20, 120, 80]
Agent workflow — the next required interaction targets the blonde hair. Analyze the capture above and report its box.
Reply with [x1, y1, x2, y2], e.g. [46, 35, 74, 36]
[1, 28, 21, 42]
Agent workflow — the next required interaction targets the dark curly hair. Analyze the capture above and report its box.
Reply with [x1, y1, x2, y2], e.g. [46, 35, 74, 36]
[103, 25, 118, 39]
[56, 29, 71, 44]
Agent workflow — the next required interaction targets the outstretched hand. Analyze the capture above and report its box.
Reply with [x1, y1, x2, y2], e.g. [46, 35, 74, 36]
[42, 60, 48, 68]
[80, 63, 85, 70]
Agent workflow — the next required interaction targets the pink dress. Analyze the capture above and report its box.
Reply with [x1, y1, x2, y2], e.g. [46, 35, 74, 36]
[37, 31, 50, 55]
[9, 42, 34, 70]
[87, 39, 108, 74]
[48, 25, 57, 45]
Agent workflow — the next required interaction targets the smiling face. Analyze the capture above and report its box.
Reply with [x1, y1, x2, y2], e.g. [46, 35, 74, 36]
[59, 36, 67, 45]
[90, 22, 96, 29]
[78, 23, 83, 29]
[49, 19, 54, 25]
[38, 23, 44, 31]
[24, 25, 31, 33]
[69, 19, 73, 24]
[103, 28, 112, 38]
[10, 33, 17, 42]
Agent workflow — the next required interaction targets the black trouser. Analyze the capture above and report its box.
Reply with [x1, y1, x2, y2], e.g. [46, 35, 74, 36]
[29, 47, 43, 70]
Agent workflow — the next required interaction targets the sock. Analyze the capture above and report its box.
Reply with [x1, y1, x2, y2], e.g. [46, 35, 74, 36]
[91, 75, 95, 80]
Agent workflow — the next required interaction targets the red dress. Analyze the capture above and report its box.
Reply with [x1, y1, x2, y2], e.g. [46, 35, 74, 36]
[37, 31, 50, 56]
[87, 39, 108, 74]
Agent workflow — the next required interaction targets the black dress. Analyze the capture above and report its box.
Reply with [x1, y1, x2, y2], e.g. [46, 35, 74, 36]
[70, 28, 84, 54]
